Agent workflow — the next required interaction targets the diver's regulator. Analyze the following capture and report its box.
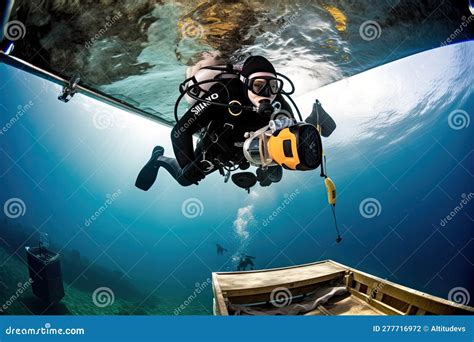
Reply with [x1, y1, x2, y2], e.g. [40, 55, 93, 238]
[257, 99, 275, 117]
[228, 98, 282, 118]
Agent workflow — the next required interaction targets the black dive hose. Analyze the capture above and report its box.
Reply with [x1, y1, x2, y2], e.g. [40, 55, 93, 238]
[174, 78, 250, 122]
[331, 205, 342, 243]
[274, 72, 303, 121]
[275, 72, 296, 95]
[175, 71, 302, 122]
[283, 92, 303, 121]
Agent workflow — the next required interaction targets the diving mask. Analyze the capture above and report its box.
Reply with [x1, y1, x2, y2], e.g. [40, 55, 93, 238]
[245, 76, 283, 97]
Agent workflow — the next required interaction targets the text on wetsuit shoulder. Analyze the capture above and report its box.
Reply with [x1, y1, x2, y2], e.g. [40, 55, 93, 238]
[191, 93, 219, 116]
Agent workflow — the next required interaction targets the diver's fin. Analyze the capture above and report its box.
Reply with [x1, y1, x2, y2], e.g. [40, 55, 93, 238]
[306, 100, 337, 137]
[135, 146, 165, 191]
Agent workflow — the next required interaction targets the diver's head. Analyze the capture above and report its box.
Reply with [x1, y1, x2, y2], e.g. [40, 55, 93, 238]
[240, 56, 283, 115]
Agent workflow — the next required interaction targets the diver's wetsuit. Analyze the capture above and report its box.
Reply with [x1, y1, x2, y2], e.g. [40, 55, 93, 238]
[156, 77, 295, 186]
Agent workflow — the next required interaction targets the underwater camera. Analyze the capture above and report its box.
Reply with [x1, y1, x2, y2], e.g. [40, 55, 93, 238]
[243, 118, 341, 243]
[243, 117, 323, 170]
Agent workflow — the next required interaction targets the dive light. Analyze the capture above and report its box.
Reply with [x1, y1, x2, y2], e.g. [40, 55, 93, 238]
[325, 177, 336, 205]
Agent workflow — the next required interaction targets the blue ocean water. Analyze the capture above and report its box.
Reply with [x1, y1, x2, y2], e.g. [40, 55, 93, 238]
[0, 41, 473, 314]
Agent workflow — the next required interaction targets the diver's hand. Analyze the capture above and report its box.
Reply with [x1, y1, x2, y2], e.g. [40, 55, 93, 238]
[256, 166, 283, 187]
[256, 167, 270, 187]
[182, 162, 205, 185]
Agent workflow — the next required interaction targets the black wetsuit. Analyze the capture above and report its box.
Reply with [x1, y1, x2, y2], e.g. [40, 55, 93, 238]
[158, 77, 294, 186]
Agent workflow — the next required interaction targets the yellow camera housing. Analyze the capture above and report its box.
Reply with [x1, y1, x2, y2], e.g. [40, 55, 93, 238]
[267, 124, 322, 170]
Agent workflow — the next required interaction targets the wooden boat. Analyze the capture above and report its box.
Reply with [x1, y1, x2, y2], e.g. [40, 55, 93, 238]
[212, 260, 474, 315]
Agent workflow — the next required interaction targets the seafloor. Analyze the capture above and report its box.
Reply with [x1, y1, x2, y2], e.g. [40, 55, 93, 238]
[0, 246, 208, 315]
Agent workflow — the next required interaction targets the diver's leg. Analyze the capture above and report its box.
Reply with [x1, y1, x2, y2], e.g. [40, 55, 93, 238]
[135, 146, 165, 191]
[136, 142, 218, 190]
[157, 152, 219, 186]
[155, 156, 194, 186]
[135, 145, 195, 189]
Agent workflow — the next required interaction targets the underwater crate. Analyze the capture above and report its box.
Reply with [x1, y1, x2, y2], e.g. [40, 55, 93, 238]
[212, 260, 474, 315]
[26, 246, 65, 304]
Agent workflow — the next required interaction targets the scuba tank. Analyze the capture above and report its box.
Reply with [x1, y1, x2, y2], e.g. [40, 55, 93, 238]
[181, 65, 239, 106]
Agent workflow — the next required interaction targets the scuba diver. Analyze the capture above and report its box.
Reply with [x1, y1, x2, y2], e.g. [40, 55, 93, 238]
[237, 255, 255, 271]
[216, 243, 228, 256]
[135, 55, 335, 192]
[135, 55, 342, 242]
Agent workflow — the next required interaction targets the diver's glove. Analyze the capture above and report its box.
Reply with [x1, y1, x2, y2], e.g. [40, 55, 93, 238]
[182, 162, 205, 185]
[256, 166, 283, 187]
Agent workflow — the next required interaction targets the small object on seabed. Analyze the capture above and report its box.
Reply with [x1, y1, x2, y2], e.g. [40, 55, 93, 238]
[25, 245, 65, 304]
